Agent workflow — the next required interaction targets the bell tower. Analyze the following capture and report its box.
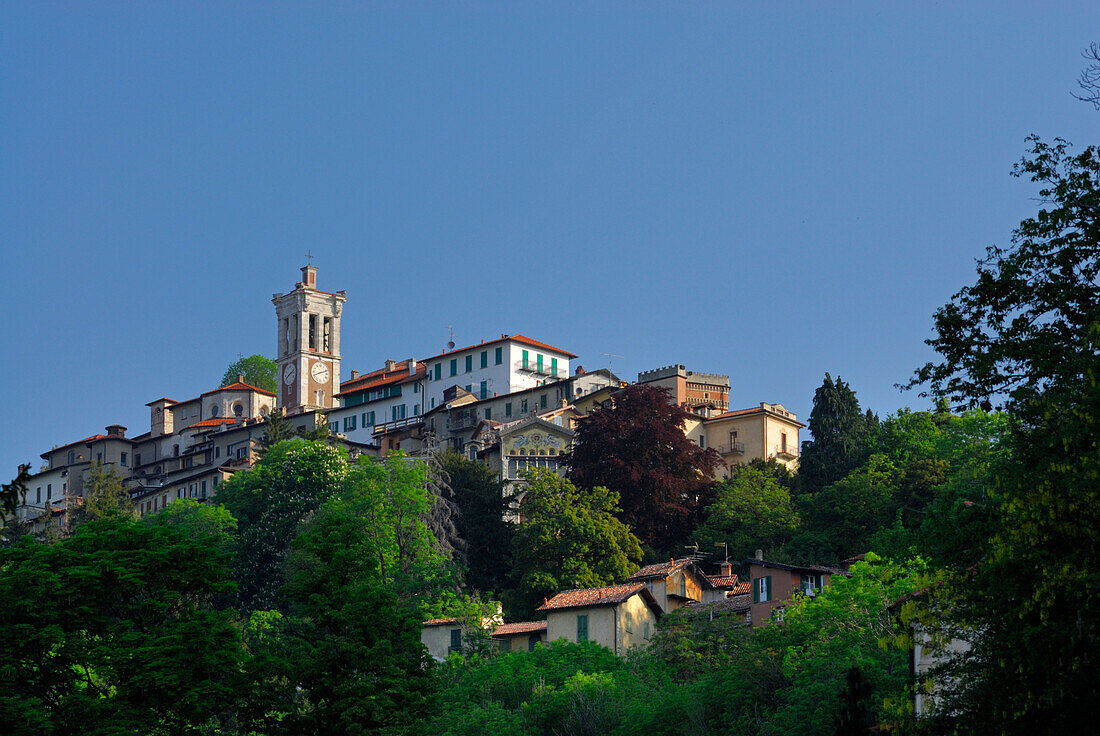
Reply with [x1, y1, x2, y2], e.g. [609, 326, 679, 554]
[272, 263, 347, 415]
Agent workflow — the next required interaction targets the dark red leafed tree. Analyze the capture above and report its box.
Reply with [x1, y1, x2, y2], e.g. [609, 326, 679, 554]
[566, 384, 720, 552]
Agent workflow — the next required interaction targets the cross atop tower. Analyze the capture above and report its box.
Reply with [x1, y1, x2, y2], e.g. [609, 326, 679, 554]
[305, 250, 314, 265]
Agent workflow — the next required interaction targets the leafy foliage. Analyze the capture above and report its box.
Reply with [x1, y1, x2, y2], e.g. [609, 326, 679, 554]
[800, 373, 876, 494]
[221, 353, 278, 393]
[905, 138, 1100, 732]
[693, 459, 801, 559]
[440, 450, 514, 594]
[0, 515, 243, 735]
[511, 470, 641, 617]
[566, 384, 720, 552]
[68, 459, 134, 528]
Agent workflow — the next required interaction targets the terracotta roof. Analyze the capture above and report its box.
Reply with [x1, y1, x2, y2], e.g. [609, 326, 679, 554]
[628, 558, 693, 581]
[492, 621, 547, 636]
[421, 617, 461, 627]
[145, 397, 179, 406]
[706, 406, 805, 427]
[537, 583, 649, 611]
[707, 575, 740, 589]
[421, 333, 577, 362]
[202, 381, 275, 397]
[337, 364, 427, 397]
[42, 434, 107, 457]
[185, 418, 240, 429]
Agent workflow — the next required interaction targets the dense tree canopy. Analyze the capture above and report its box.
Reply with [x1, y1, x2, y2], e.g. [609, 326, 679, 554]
[511, 470, 641, 617]
[799, 373, 875, 494]
[221, 354, 278, 393]
[907, 138, 1100, 733]
[566, 384, 720, 552]
[692, 460, 800, 560]
[440, 450, 514, 595]
[0, 515, 243, 735]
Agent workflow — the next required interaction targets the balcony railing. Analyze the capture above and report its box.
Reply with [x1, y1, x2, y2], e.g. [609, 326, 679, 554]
[372, 416, 424, 435]
[776, 446, 798, 459]
[716, 442, 745, 455]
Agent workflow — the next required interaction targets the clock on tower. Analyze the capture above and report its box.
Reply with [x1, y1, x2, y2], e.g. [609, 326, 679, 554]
[272, 263, 347, 415]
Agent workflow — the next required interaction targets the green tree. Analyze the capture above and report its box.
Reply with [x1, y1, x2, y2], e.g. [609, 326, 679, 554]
[693, 460, 800, 559]
[799, 374, 875, 494]
[215, 439, 350, 612]
[906, 138, 1100, 732]
[242, 500, 435, 736]
[566, 384, 720, 552]
[440, 450, 513, 594]
[221, 354, 277, 393]
[0, 515, 243, 735]
[68, 460, 134, 528]
[511, 471, 641, 617]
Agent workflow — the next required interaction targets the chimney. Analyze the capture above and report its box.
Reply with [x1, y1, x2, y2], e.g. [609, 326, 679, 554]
[755, 549, 763, 561]
[385, 360, 397, 371]
[105, 424, 126, 438]
[237, 373, 244, 384]
[719, 561, 733, 577]
[351, 370, 360, 380]
[407, 358, 417, 371]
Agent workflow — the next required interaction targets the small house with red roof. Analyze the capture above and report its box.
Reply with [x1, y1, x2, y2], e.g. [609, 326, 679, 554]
[538, 583, 663, 654]
[744, 551, 847, 627]
[492, 621, 548, 653]
[626, 557, 715, 613]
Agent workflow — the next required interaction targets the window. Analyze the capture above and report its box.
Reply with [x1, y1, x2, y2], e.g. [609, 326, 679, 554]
[550, 357, 558, 377]
[465, 385, 472, 393]
[522, 350, 529, 369]
[576, 615, 588, 642]
[323, 317, 331, 351]
[234, 403, 244, 417]
[485, 408, 492, 420]
[449, 628, 462, 653]
[450, 359, 457, 377]
[430, 398, 436, 409]
[121, 452, 128, 466]
[237, 447, 248, 459]
[96, 453, 102, 463]
[67, 450, 75, 464]
[529, 633, 539, 651]
[36, 488, 41, 503]
[536, 354, 543, 373]
[625, 611, 633, 634]
[413, 404, 419, 416]
[505, 402, 512, 417]
[754, 576, 772, 603]
[540, 394, 547, 409]
[344, 415, 357, 431]
[309, 314, 317, 349]
[434, 363, 441, 380]
[801, 574, 824, 595]
[47, 483, 52, 500]
[698, 435, 706, 449]
[211, 405, 219, 418]
[135, 453, 141, 466]
[499, 638, 511, 653]
[521, 399, 528, 413]
[480, 380, 488, 399]
[465, 355, 473, 373]
[680, 574, 687, 598]
[495, 347, 503, 365]
[201, 480, 207, 499]
[643, 621, 650, 639]
[480, 350, 488, 368]
[781, 433, 788, 452]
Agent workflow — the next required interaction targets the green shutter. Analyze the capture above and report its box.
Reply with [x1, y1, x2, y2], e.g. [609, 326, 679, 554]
[753, 578, 759, 603]
[765, 575, 772, 602]
[551, 357, 558, 376]
[465, 355, 472, 373]
[522, 350, 529, 368]
[481, 351, 488, 368]
[577, 615, 588, 642]
[495, 347, 503, 365]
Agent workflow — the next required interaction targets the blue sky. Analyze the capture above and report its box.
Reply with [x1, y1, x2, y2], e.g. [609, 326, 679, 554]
[2, 3, 1097, 474]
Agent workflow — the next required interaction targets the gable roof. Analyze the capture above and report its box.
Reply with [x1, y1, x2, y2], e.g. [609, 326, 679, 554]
[706, 405, 805, 428]
[202, 381, 275, 397]
[744, 558, 848, 576]
[421, 617, 461, 627]
[185, 418, 241, 430]
[537, 583, 662, 618]
[336, 363, 427, 397]
[421, 333, 577, 362]
[492, 621, 547, 637]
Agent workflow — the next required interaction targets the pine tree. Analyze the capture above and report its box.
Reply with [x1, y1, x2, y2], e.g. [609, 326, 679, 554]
[799, 374, 872, 494]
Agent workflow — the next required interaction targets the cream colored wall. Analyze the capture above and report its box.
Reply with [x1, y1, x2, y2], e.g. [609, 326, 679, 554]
[495, 631, 547, 653]
[764, 416, 800, 470]
[547, 607, 616, 648]
[615, 594, 658, 652]
[420, 624, 463, 661]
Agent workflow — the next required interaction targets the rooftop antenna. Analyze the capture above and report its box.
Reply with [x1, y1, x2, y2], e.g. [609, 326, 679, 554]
[446, 326, 456, 351]
[601, 352, 623, 371]
[714, 541, 729, 563]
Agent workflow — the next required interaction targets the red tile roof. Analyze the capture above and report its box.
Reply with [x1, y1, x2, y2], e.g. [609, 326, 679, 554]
[421, 333, 577, 362]
[706, 575, 741, 589]
[201, 381, 275, 397]
[44, 434, 107, 455]
[537, 583, 648, 611]
[185, 418, 240, 429]
[628, 558, 694, 581]
[421, 617, 461, 627]
[145, 397, 179, 406]
[492, 621, 547, 636]
[706, 405, 805, 427]
[336, 364, 427, 397]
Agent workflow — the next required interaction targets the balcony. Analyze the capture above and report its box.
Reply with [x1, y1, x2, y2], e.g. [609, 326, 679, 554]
[372, 416, 424, 435]
[447, 411, 478, 431]
[716, 442, 745, 456]
[776, 446, 798, 460]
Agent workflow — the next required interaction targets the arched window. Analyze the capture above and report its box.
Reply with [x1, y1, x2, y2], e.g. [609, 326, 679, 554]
[211, 405, 219, 418]
[233, 403, 244, 417]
